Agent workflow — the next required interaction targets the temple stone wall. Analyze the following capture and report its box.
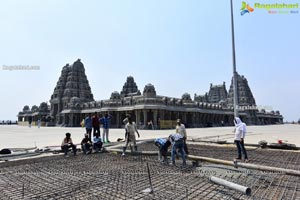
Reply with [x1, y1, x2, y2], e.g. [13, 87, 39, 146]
[18, 61, 283, 128]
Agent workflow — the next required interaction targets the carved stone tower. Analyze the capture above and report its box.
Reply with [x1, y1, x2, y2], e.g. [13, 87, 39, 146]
[207, 82, 228, 103]
[227, 73, 256, 106]
[50, 59, 94, 124]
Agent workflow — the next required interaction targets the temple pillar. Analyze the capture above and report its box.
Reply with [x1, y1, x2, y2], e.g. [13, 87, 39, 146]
[159, 110, 164, 120]
[116, 112, 120, 128]
[135, 110, 141, 128]
[76, 114, 81, 127]
[153, 109, 158, 129]
[215, 115, 220, 125]
[207, 114, 212, 125]
[192, 112, 196, 128]
[62, 114, 66, 125]
[200, 114, 204, 125]
[183, 112, 187, 124]
[196, 113, 200, 127]
[212, 114, 216, 124]
[69, 113, 74, 127]
[143, 110, 147, 127]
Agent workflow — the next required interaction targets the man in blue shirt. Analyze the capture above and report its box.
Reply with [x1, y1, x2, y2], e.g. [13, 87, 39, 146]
[100, 113, 112, 143]
[85, 114, 93, 139]
[154, 138, 171, 163]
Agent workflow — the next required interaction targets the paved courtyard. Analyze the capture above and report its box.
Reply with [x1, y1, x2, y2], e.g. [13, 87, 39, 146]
[0, 124, 300, 149]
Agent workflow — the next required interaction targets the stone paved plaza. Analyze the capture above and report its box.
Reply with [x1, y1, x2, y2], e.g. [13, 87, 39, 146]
[0, 124, 300, 149]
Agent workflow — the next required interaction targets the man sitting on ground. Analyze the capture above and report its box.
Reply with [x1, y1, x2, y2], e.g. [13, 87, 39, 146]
[81, 133, 92, 154]
[93, 133, 103, 153]
[61, 132, 77, 156]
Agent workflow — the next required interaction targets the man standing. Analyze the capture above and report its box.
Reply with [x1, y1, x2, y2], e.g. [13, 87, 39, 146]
[85, 114, 93, 139]
[234, 117, 248, 162]
[122, 116, 140, 156]
[175, 119, 189, 154]
[28, 116, 32, 128]
[122, 113, 131, 125]
[92, 112, 100, 138]
[37, 118, 41, 128]
[100, 113, 112, 143]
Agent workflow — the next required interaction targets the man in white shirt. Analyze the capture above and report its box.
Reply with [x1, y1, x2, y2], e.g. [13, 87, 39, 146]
[169, 133, 186, 166]
[122, 116, 140, 156]
[175, 119, 189, 154]
[93, 133, 103, 153]
[61, 132, 77, 156]
[234, 117, 248, 162]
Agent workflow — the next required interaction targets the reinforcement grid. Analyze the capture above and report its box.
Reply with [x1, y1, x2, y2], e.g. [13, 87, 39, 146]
[0, 144, 299, 200]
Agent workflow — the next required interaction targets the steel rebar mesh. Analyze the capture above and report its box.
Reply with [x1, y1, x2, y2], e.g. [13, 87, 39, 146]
[0, 143, 300, 199]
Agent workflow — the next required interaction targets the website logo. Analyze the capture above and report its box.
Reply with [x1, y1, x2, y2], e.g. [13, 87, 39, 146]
[254, 3, 299, 14]
[241, 1, 254, 15]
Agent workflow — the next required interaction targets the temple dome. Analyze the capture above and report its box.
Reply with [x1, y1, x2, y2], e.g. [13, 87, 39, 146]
[182, 93, 192, 101]
[110, 91, 121, 100]
[120, 76, 141, 97]
[143, 84, 156, 98]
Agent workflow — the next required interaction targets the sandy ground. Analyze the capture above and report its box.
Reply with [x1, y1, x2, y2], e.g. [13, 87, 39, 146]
[0, 124, 300, 149]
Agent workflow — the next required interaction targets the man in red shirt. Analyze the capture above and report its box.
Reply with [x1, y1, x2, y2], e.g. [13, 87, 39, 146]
[92, 112, 100, 138]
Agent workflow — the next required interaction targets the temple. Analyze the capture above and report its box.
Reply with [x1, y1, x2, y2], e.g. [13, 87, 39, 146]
[17, 59, 283, 128]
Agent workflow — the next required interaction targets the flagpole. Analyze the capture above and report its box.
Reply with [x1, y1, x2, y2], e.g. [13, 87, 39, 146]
[230, 0, 239, 118]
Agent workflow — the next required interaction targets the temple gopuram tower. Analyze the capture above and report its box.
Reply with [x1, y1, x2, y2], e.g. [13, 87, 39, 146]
[50, 59, 94, 125]
[227, 73, 256, 124]
[207, 82, 228, 103]
[227, 73, 256, 106]
[120, 76, 141, 97]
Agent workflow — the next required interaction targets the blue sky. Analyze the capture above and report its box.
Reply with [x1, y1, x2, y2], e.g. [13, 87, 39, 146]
[0, 0, 299, 122]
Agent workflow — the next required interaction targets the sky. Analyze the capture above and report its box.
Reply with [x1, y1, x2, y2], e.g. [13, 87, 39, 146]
[0, 0, 299, 122]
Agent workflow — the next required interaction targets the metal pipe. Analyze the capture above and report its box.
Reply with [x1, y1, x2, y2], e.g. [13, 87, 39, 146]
[105, 148, 158, 156]
[106, 146, 300, 177]
[230, 0, 239, 118]
[187, 155, 300, 177]
[209, 176, 251, 195]
[105, 141, 300, 177]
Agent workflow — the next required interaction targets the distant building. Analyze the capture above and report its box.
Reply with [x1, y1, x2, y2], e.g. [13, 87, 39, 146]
[18, 59, 283, 128]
